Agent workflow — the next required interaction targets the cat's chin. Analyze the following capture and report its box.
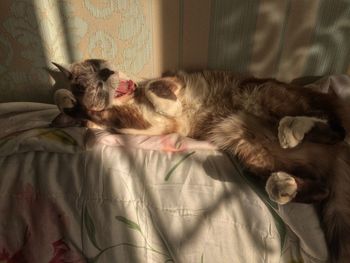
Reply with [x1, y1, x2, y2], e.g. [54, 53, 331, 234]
[86, 97, 111, 111]
[111, 92, 135, 106]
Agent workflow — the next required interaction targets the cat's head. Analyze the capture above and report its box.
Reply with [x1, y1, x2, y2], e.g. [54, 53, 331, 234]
[52, 59, 135, 111]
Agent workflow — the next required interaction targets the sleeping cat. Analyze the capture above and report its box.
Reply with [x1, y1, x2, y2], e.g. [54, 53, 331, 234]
[53, 59, 350, 262]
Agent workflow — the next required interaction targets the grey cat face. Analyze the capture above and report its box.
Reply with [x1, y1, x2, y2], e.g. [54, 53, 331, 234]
[53, 59, 118, 111]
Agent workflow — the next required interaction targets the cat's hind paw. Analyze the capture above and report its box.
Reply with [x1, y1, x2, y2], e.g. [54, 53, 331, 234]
[278, 116, 322, 149]
[54, 89, 77, 112]
[265, 172, 297, 204]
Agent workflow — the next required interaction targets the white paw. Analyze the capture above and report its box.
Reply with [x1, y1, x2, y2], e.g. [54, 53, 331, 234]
[54, 89, 76, 112]
[278, 116, 325, 149]
[265, 172, 297, 204]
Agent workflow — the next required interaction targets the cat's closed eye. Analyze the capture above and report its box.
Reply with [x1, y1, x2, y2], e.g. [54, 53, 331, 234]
[99, 68, 115, 81]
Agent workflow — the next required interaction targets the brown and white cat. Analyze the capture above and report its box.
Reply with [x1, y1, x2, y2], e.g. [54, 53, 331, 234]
[53, 59, 350, 262]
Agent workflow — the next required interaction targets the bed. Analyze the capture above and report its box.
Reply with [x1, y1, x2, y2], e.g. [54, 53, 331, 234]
[2, 75, 349, 262]
[1, 0, 350, 261]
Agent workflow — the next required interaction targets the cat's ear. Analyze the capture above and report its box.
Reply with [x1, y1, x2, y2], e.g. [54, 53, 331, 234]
[52, 62, 72, 80]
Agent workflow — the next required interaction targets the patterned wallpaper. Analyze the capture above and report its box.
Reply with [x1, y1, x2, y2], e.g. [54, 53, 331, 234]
[0, 0, 153, 102]
[1, 0, 350, 103]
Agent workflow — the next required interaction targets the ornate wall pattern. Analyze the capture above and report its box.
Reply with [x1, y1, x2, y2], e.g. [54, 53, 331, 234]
[1, 0, 350, 102]
[0, 0, 153, 102]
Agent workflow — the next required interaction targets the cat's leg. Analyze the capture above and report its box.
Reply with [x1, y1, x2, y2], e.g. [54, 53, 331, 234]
[248, 81, 345, 146]
[265, 172, 297, 204]
[52, 89, 105, 129]
[54, 89, 77, 112]
[207, 112, 330, 204]
[265, 171, 329, 204]
[278, 116, 328, 148]
[51, 89, 80, 127]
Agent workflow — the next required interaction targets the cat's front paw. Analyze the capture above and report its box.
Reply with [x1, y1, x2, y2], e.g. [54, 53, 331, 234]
[265, 172, 297, 204]
[54, 89, 77, 112]
[278, 116, 321, 149]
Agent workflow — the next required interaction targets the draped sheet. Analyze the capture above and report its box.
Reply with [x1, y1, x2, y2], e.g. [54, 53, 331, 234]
[1, 74, 350, 262]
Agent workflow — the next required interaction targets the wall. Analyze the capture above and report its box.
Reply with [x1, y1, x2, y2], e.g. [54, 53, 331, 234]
[1, 0, 350, 102]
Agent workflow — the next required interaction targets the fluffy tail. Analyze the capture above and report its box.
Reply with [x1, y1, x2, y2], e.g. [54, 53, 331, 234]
[322, 144, 350, 262]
